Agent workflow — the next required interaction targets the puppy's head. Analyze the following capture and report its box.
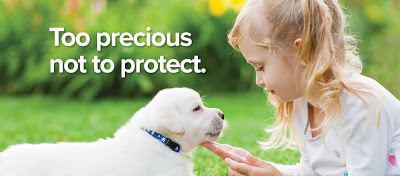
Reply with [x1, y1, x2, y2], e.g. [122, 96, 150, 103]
[142, 87, 225, 153]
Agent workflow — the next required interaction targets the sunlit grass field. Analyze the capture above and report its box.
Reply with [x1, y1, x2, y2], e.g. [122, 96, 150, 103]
[0, 90, 300, 175]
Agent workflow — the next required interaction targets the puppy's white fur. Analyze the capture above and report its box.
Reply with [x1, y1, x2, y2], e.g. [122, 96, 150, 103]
[0, 88, 224, 176]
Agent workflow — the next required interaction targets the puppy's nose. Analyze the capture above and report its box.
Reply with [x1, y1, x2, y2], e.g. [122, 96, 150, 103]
[218, 111, 224, 120]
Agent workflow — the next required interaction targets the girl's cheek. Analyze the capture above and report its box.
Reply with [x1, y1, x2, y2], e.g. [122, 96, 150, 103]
[268, 68, 290, 92]
[262, 71, 274, 89]
[265, 67, 278, 83]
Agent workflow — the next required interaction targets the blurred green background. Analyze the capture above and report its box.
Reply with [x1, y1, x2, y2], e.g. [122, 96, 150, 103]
[1, 0, 398, 99]
[0, 0, 399, 175]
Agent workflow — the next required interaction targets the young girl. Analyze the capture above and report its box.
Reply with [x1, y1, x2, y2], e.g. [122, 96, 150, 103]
[201, 0, 400, 175]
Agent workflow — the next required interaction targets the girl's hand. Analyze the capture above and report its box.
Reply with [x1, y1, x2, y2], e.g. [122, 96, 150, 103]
[201, 142, 282, 176]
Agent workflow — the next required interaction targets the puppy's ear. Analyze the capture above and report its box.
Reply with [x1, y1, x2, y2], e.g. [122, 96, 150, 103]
[156, 108, 186, 137]
[157, 122, 185, 137]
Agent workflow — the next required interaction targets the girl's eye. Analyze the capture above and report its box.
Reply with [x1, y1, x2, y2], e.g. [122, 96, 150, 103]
[193, 105, 201, 112]
[256, 66, 264, 72]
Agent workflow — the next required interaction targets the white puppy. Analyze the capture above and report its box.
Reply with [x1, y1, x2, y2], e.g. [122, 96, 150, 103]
[0, 87, 225, 176]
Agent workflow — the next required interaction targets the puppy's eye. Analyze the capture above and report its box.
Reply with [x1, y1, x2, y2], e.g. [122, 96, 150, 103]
[193, 105, 201, 112]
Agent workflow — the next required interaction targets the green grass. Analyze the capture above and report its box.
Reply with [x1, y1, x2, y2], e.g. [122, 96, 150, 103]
[0, 91, 300, 175]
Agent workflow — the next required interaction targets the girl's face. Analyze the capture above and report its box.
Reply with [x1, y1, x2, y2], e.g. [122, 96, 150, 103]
[238, 34, 304, 102]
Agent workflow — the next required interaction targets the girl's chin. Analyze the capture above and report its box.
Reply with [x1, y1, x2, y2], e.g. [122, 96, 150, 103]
[269, 92, 298, 103]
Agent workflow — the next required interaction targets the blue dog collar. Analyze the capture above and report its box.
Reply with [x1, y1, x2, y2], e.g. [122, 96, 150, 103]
[141, 127, 181, 153]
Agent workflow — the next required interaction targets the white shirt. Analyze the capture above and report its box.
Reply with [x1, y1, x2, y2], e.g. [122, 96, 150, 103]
[270, 73, 400, 176]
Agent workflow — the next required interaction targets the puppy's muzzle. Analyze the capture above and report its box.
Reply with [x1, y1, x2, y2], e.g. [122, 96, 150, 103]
[207, 109, 225, 138]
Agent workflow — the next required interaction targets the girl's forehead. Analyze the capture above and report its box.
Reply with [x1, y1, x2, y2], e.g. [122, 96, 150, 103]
[238, 34, 269, 64]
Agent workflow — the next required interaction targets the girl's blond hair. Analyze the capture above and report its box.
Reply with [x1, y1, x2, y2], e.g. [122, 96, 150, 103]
[228, 0, 374, 149]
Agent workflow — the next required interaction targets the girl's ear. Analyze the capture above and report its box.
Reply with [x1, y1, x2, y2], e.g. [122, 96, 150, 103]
[293, 38, 307, 67]
[293, 38, 302, 49]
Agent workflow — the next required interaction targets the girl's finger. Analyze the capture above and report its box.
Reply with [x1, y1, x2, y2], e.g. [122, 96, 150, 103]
[220, 143, 236, 150]
[200, 141, 218, 149]
[225, 158, 255, 175]
[201, 142, 246, 162]
[228, 167, 246, 176]
[201, 142, 230, 157]
[245, 154, 269, 167]
[220, 144, 254, 159]
[203, 142, 230, 151]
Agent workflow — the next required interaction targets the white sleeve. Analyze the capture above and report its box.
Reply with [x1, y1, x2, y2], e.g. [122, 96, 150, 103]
[269, 161, 311, 176]
[268, 145, 314, 176]
[340, 94, 389, 176]
[269, 163, 306, 176]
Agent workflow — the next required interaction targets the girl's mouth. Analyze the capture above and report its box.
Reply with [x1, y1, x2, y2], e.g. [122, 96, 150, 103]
[267, 89, 275, 94]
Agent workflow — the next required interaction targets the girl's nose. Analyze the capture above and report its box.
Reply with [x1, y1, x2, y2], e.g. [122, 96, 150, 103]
[256, 74, 265, 88]
[256, 80, 265, 88]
